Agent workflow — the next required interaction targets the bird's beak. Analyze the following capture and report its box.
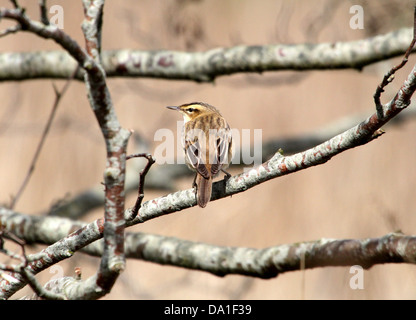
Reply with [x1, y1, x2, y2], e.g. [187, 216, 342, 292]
[166, 106, 179, 111]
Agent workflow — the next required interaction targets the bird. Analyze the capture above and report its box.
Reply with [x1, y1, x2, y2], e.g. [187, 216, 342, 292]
[167, 102, 233, 208]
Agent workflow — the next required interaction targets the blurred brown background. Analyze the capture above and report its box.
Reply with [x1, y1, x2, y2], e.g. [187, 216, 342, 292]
[1, 0, 416, 299]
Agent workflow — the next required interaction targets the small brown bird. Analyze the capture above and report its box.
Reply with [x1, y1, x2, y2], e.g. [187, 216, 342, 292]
[167, 102, 233, 207]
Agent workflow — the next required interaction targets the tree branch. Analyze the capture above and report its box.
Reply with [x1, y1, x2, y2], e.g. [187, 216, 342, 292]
[123, 232, 416, 278]
[80, 0, 130, 297]
[38, 0, 49, 26]
[0, 226, 66, 300]
[125, 153, 156, 221]
[374, 7, 416, 118]
[0, 208, 104, 299]
[1, 209, 416, 290]
[0, 27, 414, 82]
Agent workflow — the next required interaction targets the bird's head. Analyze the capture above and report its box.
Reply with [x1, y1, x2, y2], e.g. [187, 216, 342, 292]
[167, 102, 219, 122]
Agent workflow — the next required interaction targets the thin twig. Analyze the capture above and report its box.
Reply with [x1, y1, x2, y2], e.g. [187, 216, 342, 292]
[39, 0, 49, 25]
[9, 66, 79, 209]
[125, 153, 156, 220]
[9, 0, 19, 9]
[0, 228, 26, 263]
[20, 267, 66, 300]
[0, 24, 21, 38]
[374, 6, 416, 118]
[1, 228, 25, 247]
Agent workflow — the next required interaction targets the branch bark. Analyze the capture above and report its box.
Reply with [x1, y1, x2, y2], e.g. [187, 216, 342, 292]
[122, 232, 416, 278]
[1, 209, 416, 292]
[0, 27, 413, 82]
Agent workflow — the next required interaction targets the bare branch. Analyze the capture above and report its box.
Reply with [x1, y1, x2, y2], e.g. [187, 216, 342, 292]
[20, 267, 66, 300]
[123, 232, 416, 278]
[0, 8, 90, 68]
[0, 227, 26, 263]
[0, 1, 131, 299]
[374, 7, 416, 117]
[9, 0, 19, 9]
[38, 0, 49, 25]
[0, 208, 104, 299]
[19, 276, 75, 300]
[0, 24, 21, 38]
[125, 153, 156, 221]
[0, 228, 65, 299]
[1, 209, 416, 288]
[0, 28, 414, 82]
[81, 0, 104, 62]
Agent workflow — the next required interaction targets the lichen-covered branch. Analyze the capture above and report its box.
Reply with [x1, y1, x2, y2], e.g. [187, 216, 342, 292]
[80, 0, 129, 297]
[0, 28, 413, 82]
[123, 232, 416, 278]
[1, 209, 416, 291]
[0, 208, 104, 299]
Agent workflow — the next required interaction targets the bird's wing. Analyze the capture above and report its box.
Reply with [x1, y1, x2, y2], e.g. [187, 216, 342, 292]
[183, 128, 210, 179]
[210, 126, 232, 176]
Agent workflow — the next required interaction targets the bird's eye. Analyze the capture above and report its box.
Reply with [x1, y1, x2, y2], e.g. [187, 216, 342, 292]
[187, 108, 195, 113]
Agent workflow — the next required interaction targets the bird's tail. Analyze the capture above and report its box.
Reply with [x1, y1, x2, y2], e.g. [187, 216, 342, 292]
[197, 175, 212, 208]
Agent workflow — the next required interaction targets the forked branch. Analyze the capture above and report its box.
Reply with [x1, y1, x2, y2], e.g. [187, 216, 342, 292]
[374, 7, 416, 118]
[0, 0, 131, 299]
[125, 153, 156, 220]
[0, 228, 65, 299]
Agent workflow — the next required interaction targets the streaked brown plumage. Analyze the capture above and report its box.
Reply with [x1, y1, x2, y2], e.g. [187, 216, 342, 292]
[167, 102, 233, 207]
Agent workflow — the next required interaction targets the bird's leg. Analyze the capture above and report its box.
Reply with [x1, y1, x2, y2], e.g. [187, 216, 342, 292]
[221, 169, 232, 181]
[220, 169, 232, 198]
